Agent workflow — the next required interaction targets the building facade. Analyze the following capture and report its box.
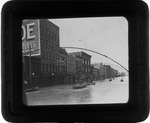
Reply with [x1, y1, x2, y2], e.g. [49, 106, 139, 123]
[67, 54, 76, 84]
[67, 54, 76, 75]
[69, 51, 91, 82]
[23, 19, 67, 88]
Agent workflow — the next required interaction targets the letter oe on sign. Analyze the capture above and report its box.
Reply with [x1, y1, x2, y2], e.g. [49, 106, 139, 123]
[22, 20, 40, 56]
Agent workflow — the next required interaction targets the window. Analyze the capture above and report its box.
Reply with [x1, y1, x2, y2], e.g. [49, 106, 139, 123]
[56, 65, 58, 72]
[56, 36, 58, 42]
[47, 53, 49, 60]
[58, 66, 60, 73]
[51, 54, 53, 61]
[85, 67, 87, 72]
[54, 54, 56, 61]
[49, 53, 51, 60]
[47, 31, 49, 37]
[54, 34, 56, 41]
[42, 63, 44, 72]
[44, 51, 47, 59]
[44, 29, 46, 37]
[46, 52, 48, 59]
[52, 33, 54, 41]
[47, 42, 49, 48]
[41, 40, 43, 48]
[44, 64, 46, 72]
[41, 50, 44, 58]
[51, 65, 53, 72]
[45, 64, 48, 72]
[50, 32, 53, 39]
[54, 65, 56, 72]
[52, 43, 54, 49]
[44, 40, 47, 48]
[48, 64, 50, 72]
[53, 44, 55, 50]
[82, 59, 84, 64]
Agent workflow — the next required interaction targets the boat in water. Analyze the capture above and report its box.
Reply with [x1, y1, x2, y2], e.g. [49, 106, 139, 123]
[72, 82, 87, 89]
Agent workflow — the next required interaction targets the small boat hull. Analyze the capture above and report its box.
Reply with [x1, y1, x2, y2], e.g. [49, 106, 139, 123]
[72, 83, 87, 89]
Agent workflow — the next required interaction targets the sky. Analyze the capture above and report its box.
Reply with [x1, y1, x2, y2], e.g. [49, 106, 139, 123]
[49, 17, 128, 73]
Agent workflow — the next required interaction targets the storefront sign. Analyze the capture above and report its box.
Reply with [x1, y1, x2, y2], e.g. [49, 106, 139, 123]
[22, 20, 41, 56]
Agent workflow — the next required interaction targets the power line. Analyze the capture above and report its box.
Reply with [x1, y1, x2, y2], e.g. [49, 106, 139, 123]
[62, 46, 129, 73]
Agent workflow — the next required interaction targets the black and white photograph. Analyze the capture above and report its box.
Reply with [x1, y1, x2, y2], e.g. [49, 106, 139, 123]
[22, 17, 129, 106]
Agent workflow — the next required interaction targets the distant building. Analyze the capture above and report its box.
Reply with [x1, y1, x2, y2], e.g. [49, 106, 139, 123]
[92, 63, 106, 80]
[75, 55, 82, 82]
[90, 65, 99, 81]
[69, 51, 91, 82]
[99, 63, 106, 80]
[90, 62, 119, 80]
[92, 63, 100, 69]
[66, 54, 76, 83]
[67, 54, 76, 75]
[59, 47, 67, 75]
[105, 65, 112, 79]
[111, 68, 118, 77]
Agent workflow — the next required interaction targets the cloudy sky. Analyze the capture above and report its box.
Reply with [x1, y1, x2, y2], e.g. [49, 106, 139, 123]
[49, 17, 128, 73]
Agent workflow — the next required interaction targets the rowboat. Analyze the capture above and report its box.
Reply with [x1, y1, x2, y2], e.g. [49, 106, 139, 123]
[72, 83, 87, 89]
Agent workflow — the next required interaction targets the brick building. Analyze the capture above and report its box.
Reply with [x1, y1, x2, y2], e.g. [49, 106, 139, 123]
[67, 54, 76, 75]
[69, 51, 91, 82]
[67, 54, 76, 84]
[23, 19, 67, 88]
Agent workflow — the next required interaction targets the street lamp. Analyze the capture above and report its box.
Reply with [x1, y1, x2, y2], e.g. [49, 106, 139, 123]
[52, 73, 55, 85]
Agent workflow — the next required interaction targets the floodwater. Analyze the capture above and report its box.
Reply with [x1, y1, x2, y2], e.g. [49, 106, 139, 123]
[26, 76, 128, 106]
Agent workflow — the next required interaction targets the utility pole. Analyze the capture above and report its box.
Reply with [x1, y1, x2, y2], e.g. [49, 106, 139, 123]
[29, 45, 33, 89]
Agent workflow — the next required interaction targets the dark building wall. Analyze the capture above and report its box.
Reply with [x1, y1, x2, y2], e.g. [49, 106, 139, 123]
[105, 65, 112, 78]
[23, 19, 67, 88]
[67, 54, 76, 75]
[59, 48, 67, 75]
[39, 19, 61, 76]
[23, 56, 41, 89]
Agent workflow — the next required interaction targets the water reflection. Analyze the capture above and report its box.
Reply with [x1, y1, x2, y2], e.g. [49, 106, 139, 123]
[68, 88, 92, 104]
[26, 76, 128, 105]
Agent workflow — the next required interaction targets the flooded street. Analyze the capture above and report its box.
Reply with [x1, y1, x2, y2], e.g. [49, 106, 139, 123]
[26, 76, 128, 105]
